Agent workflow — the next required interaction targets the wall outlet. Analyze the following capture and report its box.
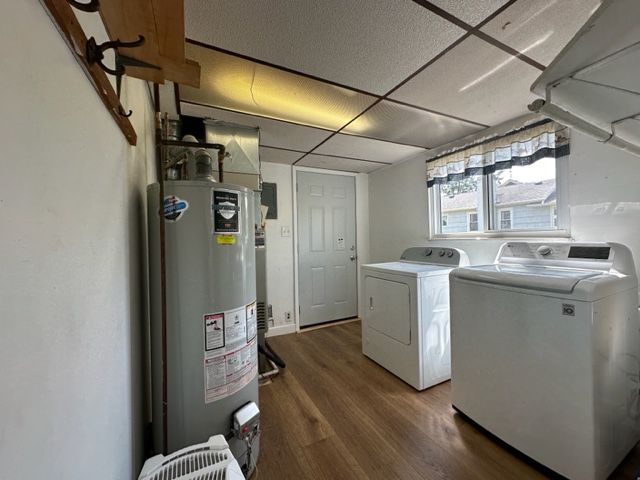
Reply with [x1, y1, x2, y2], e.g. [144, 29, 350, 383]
[281, 226, 291, 237]
[285, 312, 292, 322]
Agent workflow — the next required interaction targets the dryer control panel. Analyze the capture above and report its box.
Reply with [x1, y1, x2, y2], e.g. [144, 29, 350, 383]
[400, 247, 469, 267]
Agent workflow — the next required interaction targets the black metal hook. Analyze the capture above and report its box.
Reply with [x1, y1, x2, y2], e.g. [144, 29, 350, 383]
[86, 35, 146, 76]
[118, 106, 133, 118]
[86, 35, 160, 119]
[68, 0, 100, 12]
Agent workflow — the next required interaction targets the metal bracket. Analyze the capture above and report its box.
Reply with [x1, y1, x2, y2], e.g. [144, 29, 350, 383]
[86, 35, 161, 117]
[68, 0, 99, 12]
[86, 35, 147, 76]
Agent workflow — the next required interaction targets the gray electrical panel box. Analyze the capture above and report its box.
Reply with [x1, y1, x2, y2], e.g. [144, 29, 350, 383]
[261, 182, 277, 219]
[148, 180, 259, 469]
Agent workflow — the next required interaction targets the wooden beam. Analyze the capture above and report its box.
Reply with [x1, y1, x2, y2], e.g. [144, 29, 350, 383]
[100, 0, 200, 87]
[40, 0, 137, 145]
[161, 57, 201, 88]
[151, 0, 186, 62]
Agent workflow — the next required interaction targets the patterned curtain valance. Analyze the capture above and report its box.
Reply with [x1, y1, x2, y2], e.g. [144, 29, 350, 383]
[426, 120, 570, 187]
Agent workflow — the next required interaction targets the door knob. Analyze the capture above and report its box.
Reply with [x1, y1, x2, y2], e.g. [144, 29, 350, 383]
[350, 255, 357, 261]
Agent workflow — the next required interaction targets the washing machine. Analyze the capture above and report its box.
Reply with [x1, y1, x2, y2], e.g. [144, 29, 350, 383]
[361, 247, 469, 390]
[450, 242, 640, 480]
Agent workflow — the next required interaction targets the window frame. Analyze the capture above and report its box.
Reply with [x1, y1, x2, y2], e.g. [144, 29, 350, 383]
[429, 155, 570, 239]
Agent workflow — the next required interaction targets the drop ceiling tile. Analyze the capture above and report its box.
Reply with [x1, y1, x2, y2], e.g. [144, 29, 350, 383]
[389, 36, 541, 126]
[480, 0, 602, 66]
[181, 44, 377, 131]
[181, 102, 332, 151]
[297, 154, 384, 173]
[185, 0, 466, 95]
[260, 146, 304, 165]
[428, 0, 509, 26]
[343, 100, 484, 148]
[314, 134, 426, 164]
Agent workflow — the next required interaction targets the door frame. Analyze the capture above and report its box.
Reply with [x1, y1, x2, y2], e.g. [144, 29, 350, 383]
[292, 166, 363, 332]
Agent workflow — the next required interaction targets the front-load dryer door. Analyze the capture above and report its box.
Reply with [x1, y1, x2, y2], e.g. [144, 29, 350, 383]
[365, 276, 411, 345]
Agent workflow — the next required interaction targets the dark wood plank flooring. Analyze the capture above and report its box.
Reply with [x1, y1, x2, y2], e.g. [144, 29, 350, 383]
[256, 321, 640, 479]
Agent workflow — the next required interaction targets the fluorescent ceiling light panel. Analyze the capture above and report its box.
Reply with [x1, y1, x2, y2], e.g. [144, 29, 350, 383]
[181, 44, 377, 131]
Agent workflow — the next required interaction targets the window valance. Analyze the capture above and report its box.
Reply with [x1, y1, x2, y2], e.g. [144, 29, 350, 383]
[426, 120, 570, 187]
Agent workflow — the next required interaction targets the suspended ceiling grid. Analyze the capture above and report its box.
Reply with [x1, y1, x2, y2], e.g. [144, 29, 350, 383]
[180, 0, 600, 173]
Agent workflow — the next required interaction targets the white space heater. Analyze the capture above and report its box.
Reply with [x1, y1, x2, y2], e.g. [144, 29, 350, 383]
[138, 435, 244, 480]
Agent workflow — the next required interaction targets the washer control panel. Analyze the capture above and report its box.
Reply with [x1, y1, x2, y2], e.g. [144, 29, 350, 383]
[498, 242, 617, 272]
[502, 242, 612, 262]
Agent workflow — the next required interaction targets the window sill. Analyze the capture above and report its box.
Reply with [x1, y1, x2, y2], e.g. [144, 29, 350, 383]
[430, 229, 572, 240]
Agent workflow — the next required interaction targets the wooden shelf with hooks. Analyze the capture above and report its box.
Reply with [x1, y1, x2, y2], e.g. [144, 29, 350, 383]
[40, 0, 201, 145]
[41, 0, 138, 145]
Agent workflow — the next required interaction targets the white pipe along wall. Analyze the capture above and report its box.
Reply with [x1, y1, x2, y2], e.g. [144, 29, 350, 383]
[369, 130, 640, 283]
[0, 2, 156, 479]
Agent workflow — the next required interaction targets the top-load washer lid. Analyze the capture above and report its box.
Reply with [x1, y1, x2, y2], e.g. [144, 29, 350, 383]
[452, 264, 604, 293]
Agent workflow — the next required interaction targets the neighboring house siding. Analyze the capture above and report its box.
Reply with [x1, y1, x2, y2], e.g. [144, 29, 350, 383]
[509, 204, 554, 230]
[441, 205, 554, 232]
[442, 210, 473, 233]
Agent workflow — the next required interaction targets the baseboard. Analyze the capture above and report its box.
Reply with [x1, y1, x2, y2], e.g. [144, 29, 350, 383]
[299, 317, 360, 332]
[266, 323, 297, 337]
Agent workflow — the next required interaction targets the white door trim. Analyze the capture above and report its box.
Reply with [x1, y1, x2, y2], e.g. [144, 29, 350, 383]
[292, 166, 360, 332]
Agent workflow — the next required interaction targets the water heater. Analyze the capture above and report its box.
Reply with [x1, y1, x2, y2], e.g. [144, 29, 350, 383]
[147, 179, 259, 468]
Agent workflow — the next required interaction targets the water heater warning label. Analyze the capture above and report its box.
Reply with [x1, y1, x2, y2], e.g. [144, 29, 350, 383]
[203, 301, 258, 404]
[224, 306, 247, 348]
[246, 302, 257, 342]
[204, 313, 224, 351]
[213, 189, 240, 234]
[204, 339, 257, 404]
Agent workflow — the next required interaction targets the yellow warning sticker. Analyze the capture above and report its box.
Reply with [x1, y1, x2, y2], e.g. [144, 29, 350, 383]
[216, 235, 236, 245]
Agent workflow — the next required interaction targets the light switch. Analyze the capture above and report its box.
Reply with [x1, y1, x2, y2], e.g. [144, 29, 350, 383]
[281, 226, 291, 237]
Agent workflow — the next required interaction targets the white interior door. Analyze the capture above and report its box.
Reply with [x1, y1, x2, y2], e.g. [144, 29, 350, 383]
[297, 171, 357, 327]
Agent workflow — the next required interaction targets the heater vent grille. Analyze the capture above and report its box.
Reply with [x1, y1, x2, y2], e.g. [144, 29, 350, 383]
[257, 301, 267, 332]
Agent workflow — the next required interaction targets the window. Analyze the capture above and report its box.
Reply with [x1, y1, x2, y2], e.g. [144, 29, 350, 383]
[492, 157, 557, 232]
[468, 212, 479, 231]
[430, 156, 565, 236]
[436, 177, 483, 234]
[427, 121, 569, 237]
[499, 209, 512, 230]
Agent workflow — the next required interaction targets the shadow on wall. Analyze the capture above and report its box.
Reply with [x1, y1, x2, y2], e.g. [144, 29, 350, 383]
[127, 178, 150, 477]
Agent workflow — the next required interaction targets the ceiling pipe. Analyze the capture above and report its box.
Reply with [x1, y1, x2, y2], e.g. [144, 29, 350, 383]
[528, 98, 640, 158]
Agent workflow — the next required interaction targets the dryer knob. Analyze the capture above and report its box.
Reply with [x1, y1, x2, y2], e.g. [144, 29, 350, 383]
[447, 250, 454, 258]
[424, 248, 432, 256]
[438, 250, 446, 257]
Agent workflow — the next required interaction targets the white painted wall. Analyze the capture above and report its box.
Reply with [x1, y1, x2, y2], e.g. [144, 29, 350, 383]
[355, 173, 370, 314]
[369, 131, 640, 280]
[0, 2, 156, 479]
[368, 154, 429, 262]
[260, 163, 369, 334]
[260, 162, 296, 335]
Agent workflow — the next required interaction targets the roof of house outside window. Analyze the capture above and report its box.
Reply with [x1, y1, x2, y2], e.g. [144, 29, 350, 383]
[441, 179, 556, 211]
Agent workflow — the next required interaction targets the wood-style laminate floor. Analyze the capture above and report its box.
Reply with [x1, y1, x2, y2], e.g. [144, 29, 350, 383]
[255, 320, 640, 479]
